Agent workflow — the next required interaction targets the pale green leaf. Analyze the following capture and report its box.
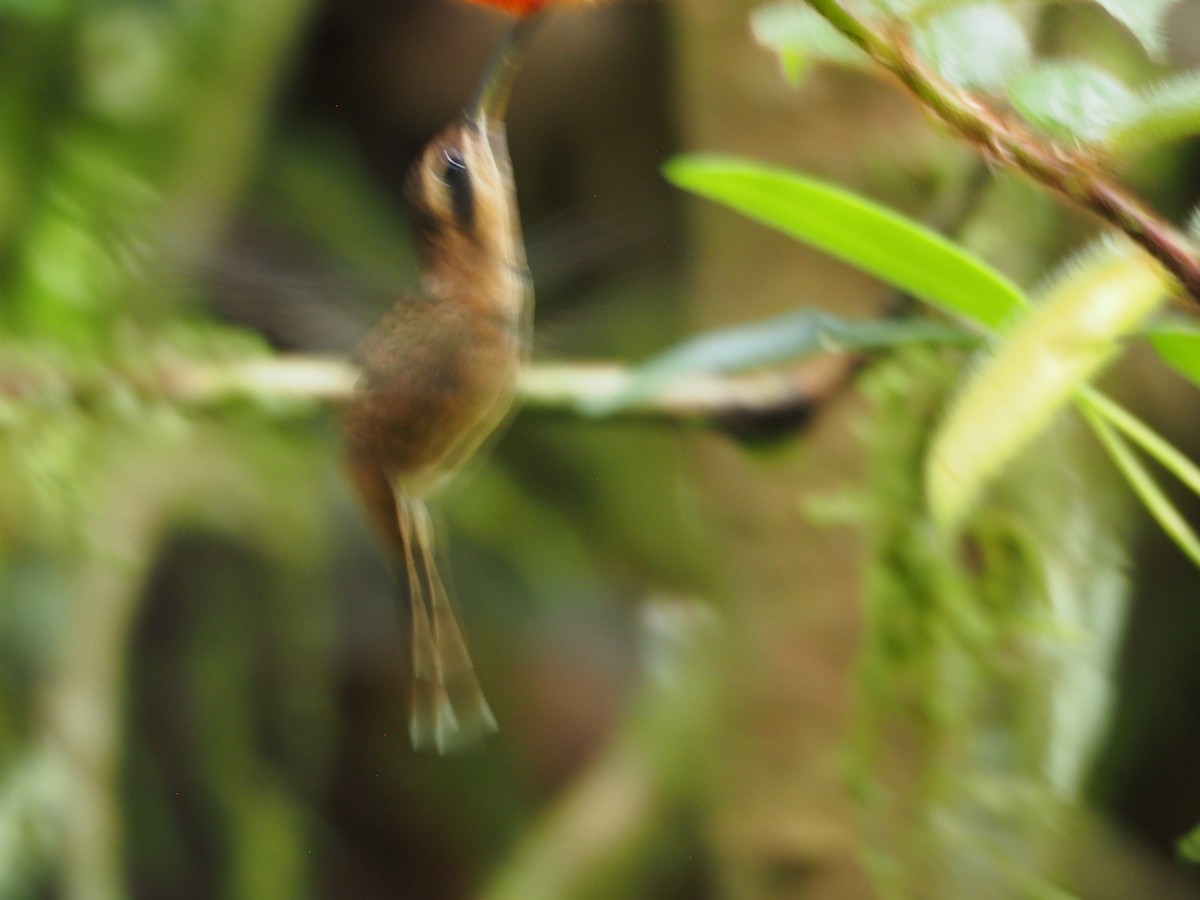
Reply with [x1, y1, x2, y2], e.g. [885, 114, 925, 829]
[751, 2, 870, 77]
[1093, 0, 1180, 61]
[1009, 61, 1136, 144]
[589, 312, 976, 414]
[664, 156, 1027, 330]
[913, 4, 1031, 90]
[1079, 399, 1200, 567]
[927, 241, 1170, 532]
[1108, 70, 1200, 158]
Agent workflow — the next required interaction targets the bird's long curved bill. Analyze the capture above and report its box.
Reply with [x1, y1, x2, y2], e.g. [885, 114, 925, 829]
[468, 14, 543, 124]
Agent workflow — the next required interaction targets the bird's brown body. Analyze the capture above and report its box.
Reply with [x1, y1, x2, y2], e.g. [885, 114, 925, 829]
[347, 283, 523, 504]
[342, 23, 535, 753]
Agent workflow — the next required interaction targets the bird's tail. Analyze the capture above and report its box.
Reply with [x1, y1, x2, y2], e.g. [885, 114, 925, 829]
[397, 495, 498, 754]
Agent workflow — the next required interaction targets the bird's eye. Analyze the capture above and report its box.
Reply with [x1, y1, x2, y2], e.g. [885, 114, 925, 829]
[440, 148, 474, 229]
[442, 148, 467, 180]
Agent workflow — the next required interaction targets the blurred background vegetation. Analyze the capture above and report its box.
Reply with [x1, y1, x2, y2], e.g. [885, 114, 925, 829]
[3, 0, 1200, 897]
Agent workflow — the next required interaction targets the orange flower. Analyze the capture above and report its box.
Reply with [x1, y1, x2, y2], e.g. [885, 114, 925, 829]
[456, 0, 581, 16]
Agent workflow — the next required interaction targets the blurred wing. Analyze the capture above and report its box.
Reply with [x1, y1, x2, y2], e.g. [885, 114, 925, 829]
[181, 220, 382, 355]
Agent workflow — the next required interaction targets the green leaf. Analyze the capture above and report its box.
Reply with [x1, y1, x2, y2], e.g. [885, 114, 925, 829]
[1094, 0, 1180, 61]
[1079, 396, 1200, 567]
[1080, 388, 1200, 497]
[1179, 821, 1200, 864]
[1145, 318, 1200, 387]
[664, 156, 1027, 330]
[1008, 61, 1136, 144]
[1108, 70, 1200, 158]
[751, 2, 870, 78]
[927, 241, 1170, 532]
[589, 312, 976, 414]
[912, 4, 1030, 90]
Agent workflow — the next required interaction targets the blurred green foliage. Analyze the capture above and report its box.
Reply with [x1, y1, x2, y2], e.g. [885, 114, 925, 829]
[2, 0, 1200, 897]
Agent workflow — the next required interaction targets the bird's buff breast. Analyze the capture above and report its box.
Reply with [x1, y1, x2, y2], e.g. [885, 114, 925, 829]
[345, 308, 522, 499]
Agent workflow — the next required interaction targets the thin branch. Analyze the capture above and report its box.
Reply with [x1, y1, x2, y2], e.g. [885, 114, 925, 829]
[1, 354, 859, 437]
[160, 356, 358, 404]
[804, 0, 1200, 305]
[519, 355, 857, 437]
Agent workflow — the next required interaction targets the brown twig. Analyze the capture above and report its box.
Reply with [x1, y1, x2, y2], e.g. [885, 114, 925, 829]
[804, 0, 1200, 304]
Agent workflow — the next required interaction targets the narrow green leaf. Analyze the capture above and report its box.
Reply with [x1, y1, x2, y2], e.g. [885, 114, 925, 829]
[1080, 400, 1200, 567]
[1094, 0, 1180, 61]
[664, 156, 1027, 329]
[1008, 61, 1136, 144]
[1079, 388, 1200, 497]
[751, 2, 870, 76]
[588, 312, 976, 414]
[927, 242, 1170, 532]
[913, 4, 1030, 90]
[1108, 70, 1200, 158]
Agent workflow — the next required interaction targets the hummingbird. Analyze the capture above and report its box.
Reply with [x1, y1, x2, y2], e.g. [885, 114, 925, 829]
[342, 17, 540, 754]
